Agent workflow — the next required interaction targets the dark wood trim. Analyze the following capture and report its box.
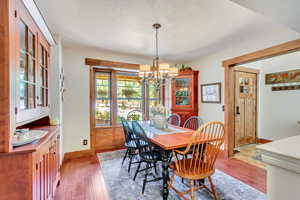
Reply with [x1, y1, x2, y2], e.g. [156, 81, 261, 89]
[90, 68, 96, 151]
[63, 150, 94, 162]
[111, 70, 118, 126]
[85, 58, 140, 70]
[234, 66, 260, 74]
[223, 38, 300, 158]
[257, 138, 273, 144]
[200, 82, 221, 103]
[0, 0, 13, 153]
[223, 38, 300, 67]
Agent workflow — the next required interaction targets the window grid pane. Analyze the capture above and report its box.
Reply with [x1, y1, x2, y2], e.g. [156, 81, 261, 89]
[95, 72, 111, 126]
[116, 73, 142, 123]
[93, 71, 162, 127]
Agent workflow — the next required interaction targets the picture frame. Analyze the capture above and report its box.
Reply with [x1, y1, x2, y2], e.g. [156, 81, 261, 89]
[201, 82, 221, 103]
[265, 69, 300, 85]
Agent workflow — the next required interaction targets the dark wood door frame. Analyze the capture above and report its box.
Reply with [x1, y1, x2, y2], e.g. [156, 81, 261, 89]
[222, 38, 300, 157]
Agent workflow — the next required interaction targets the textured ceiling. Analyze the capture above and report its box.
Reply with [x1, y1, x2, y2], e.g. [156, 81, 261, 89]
[230, 0, 300, 34]
[35, 0, 299, 62]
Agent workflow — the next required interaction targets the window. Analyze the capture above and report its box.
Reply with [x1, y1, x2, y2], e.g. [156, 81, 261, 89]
[95, 72, 111, 126]
[117, 72, 143, 123]
[93, 69, 163, 127]
[148, 82, 160, 108]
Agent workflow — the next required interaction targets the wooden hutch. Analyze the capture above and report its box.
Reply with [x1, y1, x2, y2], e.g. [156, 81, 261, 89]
[171, 69, 199, 126]
[0, 0, 60, 199]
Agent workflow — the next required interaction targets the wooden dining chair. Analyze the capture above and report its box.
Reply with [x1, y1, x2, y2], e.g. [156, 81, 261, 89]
[183, 116, 204, 130]
[120, 118, 140, 173]
[167, 114, 181, 126]
[168, 121, 225, 200]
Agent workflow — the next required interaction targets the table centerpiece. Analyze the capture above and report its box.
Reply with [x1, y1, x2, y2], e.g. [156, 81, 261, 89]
[150, 104, 168, 129]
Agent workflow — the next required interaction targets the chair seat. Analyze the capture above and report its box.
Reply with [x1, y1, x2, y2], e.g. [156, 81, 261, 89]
[169, 158, 215, 180]
[140, 150, 162, 162]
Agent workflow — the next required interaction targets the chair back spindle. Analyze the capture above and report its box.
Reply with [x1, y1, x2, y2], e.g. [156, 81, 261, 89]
[167, 114, 181, 126]
[132, 121, 158, 162]
[121, 117, 136, 145]
[173, 121, 225, 178]
[127, 110, 143, 121]
[183, 116, 204, 130]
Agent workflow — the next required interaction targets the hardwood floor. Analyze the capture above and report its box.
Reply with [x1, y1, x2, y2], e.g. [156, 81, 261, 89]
[216, 152, 266, 193]
[54, 151, 266, 200]
[54, 156, 109, 200]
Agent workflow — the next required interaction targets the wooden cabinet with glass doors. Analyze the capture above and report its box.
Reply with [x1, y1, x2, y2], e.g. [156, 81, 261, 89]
[171, 70, 199, 126]
[16, 6, 50, 125]
[0, 0, 59, 199]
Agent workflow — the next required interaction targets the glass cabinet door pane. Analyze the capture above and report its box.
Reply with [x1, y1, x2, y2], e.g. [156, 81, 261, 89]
[28, 84, 35, 108]
[174, 78, 191, 105]
[36, 85, 40, 106]
[20, 53, 27, 80]
[28, 58, 35, 82]
[19, 21, 26, 53]
[28, 31, 35, 56]
[20, 81, 28, 110]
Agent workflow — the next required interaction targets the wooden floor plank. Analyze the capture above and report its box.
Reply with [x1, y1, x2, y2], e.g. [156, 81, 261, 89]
[54, 151, 266, 200]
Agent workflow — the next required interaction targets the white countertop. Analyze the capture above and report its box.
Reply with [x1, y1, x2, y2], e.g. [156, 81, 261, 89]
[257, 134, 300, 161]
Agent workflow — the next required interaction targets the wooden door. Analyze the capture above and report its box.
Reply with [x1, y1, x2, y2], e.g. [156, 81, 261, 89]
[234, 71, 257, 148]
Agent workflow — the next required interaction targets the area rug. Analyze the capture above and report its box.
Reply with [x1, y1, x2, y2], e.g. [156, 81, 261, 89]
[98, 150, 266, 200]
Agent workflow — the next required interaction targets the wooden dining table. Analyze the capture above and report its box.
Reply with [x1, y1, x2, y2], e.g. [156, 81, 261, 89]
[139, 122, 197, 200]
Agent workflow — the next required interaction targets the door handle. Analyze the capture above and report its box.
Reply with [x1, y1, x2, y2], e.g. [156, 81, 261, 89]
[236, 106, 240, 115]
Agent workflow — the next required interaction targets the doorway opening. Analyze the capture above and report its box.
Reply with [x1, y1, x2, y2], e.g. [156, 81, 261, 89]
[222, 38, 300, 158]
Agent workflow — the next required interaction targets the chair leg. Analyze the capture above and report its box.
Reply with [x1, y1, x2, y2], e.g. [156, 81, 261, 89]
[167, 167, 170, 182]
[168, 153, 173, 163]
[190, 180, 195, 200]
[128, 150, 133, 173]
[142, 164, 149, 194]
[133, 161, 141, 181]
[122, 149, 129, 165]
[168, 172, 175, 188]
[208, 176, 218, 200]
[198, 179, 205, 186]
[154, 162, 158, 174]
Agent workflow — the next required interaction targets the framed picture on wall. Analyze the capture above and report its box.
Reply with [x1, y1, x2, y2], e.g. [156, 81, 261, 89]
[201, 82, 221, 103]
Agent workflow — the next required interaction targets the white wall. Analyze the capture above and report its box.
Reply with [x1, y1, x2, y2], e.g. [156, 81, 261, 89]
[49, 36, 64, 161]
[62, 45, 150, 153]
[241, 52, 300, 140]
[187, 27, 299, 136]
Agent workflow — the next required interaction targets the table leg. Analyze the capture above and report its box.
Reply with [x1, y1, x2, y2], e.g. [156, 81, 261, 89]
[161, 150, 170, 200]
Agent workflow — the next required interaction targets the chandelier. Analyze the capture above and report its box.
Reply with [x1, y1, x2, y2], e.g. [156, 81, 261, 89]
[139, 23, 178, 88]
